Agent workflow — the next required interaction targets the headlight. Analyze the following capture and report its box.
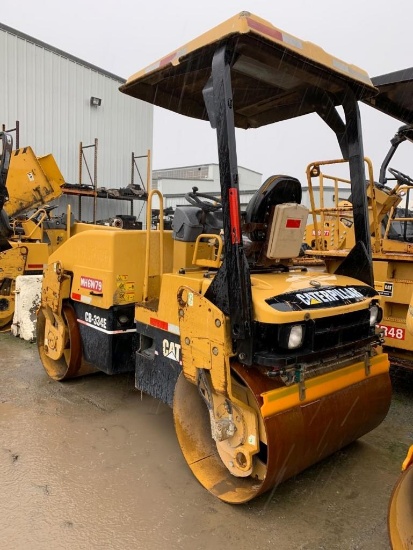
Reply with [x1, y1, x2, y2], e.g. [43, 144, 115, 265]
[369, 304, 382, 326]
[118, 314, 130, 325]
[279, 324, 305, 350]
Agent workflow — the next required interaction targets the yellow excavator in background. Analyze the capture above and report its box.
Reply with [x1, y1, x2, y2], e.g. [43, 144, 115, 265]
[305, 68, 413, 371]
[37, 12, 391, 504]
[0, 132, 68, 326]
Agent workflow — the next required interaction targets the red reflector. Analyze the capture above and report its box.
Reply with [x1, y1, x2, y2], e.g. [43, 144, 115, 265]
[229, 188, 241, 244]
[246, 17, 283, 43]
[71, 293, 81, 301]
[150, 317, 168, 331]
[27, 264, 44, 269]
[286, 218, 301, 228]
[159, 52, 177, 68]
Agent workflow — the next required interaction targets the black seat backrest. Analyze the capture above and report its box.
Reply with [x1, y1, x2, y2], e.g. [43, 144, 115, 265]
[244, 175, 302, 241]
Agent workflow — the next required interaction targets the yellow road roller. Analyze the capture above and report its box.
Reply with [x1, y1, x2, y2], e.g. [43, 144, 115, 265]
[37, 11, 391, 503]
[388, 302, 413, 547]
[388, 446, 413, 549]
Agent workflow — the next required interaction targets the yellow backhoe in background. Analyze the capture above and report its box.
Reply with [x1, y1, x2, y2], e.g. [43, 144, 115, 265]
[0, 133, 67, 326]
[37, 12, 392, 504]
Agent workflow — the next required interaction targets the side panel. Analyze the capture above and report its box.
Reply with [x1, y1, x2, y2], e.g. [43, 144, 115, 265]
[73, 302, 136, 374]
[374, 259, 413, 366]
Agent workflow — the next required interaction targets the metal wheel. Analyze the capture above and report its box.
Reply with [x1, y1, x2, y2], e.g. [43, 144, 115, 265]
[37, 302, 94, 380]
[173, 371, 267, 504]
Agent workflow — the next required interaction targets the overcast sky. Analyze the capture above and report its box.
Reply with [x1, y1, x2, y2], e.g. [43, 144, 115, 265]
[2, 0, 412, 182]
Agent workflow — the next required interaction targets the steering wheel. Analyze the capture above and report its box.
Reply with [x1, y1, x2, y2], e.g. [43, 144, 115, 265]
[44, 204, 58, 212]
[388, 167, 413, 187]
[185, 186, 222, 212]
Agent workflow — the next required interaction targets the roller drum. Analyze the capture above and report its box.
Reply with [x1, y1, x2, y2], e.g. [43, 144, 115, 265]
[174, 362, 391, 504]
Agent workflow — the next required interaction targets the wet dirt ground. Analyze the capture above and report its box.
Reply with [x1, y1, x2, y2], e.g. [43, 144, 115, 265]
[1, 332, 412, 550]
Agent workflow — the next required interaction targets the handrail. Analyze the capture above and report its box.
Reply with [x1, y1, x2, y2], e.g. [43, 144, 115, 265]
[306, 157, 378, 251]
[192, 233, 223, 268]
[12, 208, 47, 239]
[143, 189, 164, 302]
[66, 204, 71, 240]
[384, 184, 413, 241]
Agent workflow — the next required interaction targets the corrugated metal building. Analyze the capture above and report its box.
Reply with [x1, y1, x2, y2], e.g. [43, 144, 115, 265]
[0, 22, 152, 222]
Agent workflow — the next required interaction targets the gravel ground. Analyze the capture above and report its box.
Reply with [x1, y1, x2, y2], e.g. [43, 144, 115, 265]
[1, 332, 412, 550]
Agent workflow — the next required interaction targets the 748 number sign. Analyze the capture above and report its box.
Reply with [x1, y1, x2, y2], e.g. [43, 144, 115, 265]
[378, 324, 405, 340]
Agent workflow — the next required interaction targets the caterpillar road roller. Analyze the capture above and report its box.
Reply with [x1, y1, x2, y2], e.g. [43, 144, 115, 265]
[388, 445, 413, 549]
[0, 132, 69, 327]
[305, 68, 413, 371]
[37, 12, 391, 503]
[387, 290, 413, 548]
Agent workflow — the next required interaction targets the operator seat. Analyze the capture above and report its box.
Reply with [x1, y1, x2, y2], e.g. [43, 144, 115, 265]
[244, 174, 302, 241]
[242, 175, 304, 267]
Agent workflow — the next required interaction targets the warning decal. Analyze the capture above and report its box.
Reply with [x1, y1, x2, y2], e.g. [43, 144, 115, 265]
[286, 218, 301, 229]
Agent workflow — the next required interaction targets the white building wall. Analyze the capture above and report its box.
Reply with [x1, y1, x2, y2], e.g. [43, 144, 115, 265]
[209, 164, 261, 191]
[153, 164, 262, 212]
[0, 23, 152, 222]
[156, 177, 217, 196]
[301, 186, 350, 210]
